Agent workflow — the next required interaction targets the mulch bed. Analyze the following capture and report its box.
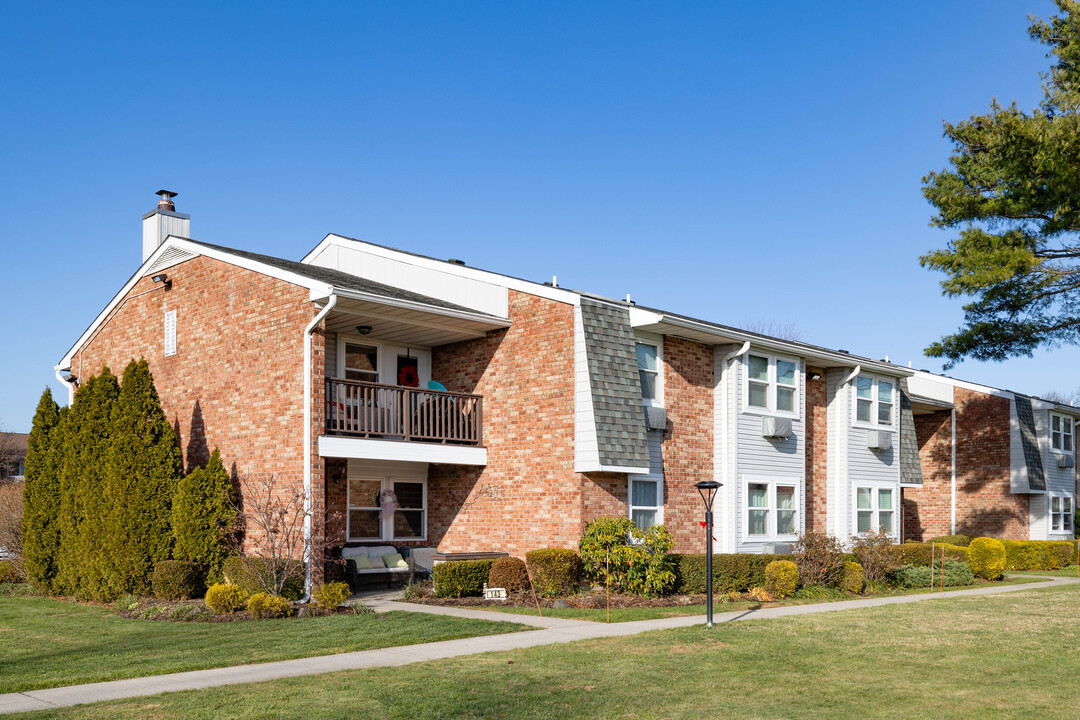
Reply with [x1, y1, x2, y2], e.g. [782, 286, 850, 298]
[114, 598, 360, 622]
[409, 590, 720, 609]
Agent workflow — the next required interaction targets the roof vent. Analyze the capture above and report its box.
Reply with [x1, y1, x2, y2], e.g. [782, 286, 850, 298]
[447, 258, 465, 266]
[156, 189, 178, 211]
[838, 349, 850, 354]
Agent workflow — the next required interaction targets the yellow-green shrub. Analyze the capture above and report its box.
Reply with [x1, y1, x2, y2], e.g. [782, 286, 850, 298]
[1002, 540, 1077, 570]
[968, 537, 1006, 580]
[246, 592, 291, 619]
[312, 582, 351, 612]
[841, 561, 865, 594]
[205, 582, 249, 614]
[764, 560, 799, 598]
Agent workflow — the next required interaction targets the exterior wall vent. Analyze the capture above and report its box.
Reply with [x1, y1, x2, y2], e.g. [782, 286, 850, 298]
[146, 246, 196, 276]
[1055, 453, 1074, 469]
[867, 429, 893, 451]
[761, 416, 792, 439]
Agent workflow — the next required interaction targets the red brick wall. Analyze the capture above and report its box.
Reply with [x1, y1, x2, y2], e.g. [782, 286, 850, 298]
[71, 255, 327, 571]
[661, 336, 714, 552]
[903, 410, 951, 541]
[904, 388, 1029, 542]
[804, 366, 828, 533]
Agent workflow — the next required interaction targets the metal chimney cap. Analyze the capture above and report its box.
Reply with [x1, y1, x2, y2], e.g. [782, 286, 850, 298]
[155, 190, 178, 211]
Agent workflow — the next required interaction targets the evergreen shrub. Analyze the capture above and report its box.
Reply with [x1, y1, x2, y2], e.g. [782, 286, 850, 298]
[205, 583, 249, 614]
[525, 549, 583, 598]
[578, 517, 675, 596]
[221, 555, 304, 601]
[764, 560, 799, 598]
[841, 561, 865, 594]
[892, 542, 968, 567]
[172, 449, 235, 584]
[312, 582, 351, 611]
[670, 553, 794, 594]
[432, 559, 496, 598]
[247, 592, 292, 619]
[928, 534, 973, 547]
[968, 537, 1007, 580]
[889, 559, 974, 588]
[152, 560, 204, 600]
[1002, 539, 1077, 570]
[488, 557, 529, 593]
[22, 388, 61, 593]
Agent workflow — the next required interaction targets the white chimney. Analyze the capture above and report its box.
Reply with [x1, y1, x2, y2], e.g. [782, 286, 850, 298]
[142, 190, 190, 262]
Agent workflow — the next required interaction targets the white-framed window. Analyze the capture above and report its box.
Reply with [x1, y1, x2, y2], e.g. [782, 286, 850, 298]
[743, 352, 799, 416]
[854, 485, 895, 535]
[343, 342, 379, 383]
[635, 338, 662, 406]
[347, 476, 426, 542]
[854, 375, 895, 427]
[1051, 413, 1074, 454]
[164, 310, 177, 357]
[1051, 494, 1074, 534]
[630, 478, 661, 530]
[743, 478, 798, 540]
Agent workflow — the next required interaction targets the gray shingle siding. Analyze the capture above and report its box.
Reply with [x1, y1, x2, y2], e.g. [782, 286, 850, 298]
[579, 298, 649, 469]
[899, 379, 923, 486]
[1014, 394, 1046, 491]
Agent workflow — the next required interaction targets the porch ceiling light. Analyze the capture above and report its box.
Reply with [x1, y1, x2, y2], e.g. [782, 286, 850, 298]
[356, 325, 373, 335]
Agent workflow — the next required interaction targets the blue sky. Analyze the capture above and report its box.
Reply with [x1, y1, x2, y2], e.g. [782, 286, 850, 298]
[0, 1, 1074, 431]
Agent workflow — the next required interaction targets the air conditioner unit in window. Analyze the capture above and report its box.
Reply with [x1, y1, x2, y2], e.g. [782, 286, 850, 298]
[1055, 453, 1074, 469]
[761, 416, 792, 439]
[867, 430, 892, 451]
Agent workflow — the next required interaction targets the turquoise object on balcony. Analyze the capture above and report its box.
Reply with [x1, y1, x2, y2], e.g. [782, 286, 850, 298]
[427, 380, 448, 392]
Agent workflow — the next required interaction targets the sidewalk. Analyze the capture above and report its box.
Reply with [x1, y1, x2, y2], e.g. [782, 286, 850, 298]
[1, 575, 1074, 716]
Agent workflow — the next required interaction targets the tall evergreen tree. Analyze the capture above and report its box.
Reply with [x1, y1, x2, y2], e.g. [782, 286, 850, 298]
[172, 448, 235, 583]
[55, 368, 119, 598]
[104, 359, 182, 597]
[22, 388, 60, 592]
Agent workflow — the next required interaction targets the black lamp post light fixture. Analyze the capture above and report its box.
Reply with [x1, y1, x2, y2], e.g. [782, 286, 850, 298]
[694, 480, 722, 627]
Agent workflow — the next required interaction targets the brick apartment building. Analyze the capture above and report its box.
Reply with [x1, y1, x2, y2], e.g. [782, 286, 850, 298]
[54, 193, 1078, 590]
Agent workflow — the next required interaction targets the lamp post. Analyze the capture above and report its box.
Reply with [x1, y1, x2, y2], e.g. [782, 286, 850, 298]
[694, 480, 722, 627]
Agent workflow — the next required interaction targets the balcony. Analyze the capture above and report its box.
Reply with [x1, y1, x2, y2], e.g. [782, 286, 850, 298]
[325, 378, 483, 446]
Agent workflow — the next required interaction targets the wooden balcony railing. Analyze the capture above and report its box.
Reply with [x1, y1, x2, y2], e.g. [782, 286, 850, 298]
[325, 378, 483, 446]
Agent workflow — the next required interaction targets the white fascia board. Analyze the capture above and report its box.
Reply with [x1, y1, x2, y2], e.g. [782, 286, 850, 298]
[641, 314, 911, 378]
[908, 369, 1015, 400]
[57, 237, 333, 369]
[305, 234, 581, 306]
[332, 287, 511, 328]
[1031, 398, 1080, 417]
[318, 435, 487, 466]
[574, 461, 650, 474]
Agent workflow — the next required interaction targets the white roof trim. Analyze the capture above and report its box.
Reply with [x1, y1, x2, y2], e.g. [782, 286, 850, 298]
[333, 287, 510, 328]
[304, 234, 581, 306]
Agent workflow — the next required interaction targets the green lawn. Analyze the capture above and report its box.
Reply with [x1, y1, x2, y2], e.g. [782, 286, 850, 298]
[0, 593, 524, 693]
[460, 575, 1041, 622]
[17, 583, 1080, 719]
[1010, 565, 1080, 578]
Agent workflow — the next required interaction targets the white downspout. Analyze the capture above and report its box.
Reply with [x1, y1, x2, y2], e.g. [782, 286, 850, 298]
[54, 365, 76, 405]
[841, 364, 862, 386]
[950, 408, 957, 535]
[301, 294, 337, 603]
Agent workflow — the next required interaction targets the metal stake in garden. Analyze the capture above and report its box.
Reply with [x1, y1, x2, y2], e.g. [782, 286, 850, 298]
[694, 480, 722, 627]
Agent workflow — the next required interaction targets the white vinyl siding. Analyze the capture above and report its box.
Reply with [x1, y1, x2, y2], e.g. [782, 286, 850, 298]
[743, 352, 799, 417]
[1038, 408, 1077, 539]
[629, 431, 664, 529]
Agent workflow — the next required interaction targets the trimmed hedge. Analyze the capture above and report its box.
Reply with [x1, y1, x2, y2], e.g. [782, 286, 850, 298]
[488, 557, 530, 593]
[968, 538, 1006, 580]
[927, 534, 973, 547]
[890, 559, 973, 588]
[221, 555, 304, 601]
[1002, 540, 1077, 570]
[892, 542, 968, 567]
[152, 560, 204, 600]
[433, 559, 496, 598]
[525, 549, 583, 598]
[671, 553, 794, 594]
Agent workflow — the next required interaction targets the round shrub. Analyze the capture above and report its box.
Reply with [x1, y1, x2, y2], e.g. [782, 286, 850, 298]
[221, 555, 304, 601]
[968, 537, 1006, 580]
[152, 560, 204, 600]
[205, 582, 249, 614]
[764, 560, 799, 598]
[841, 561, 865, 594]
[488, 557, 529, 593]
[525, 549, 583, 598]
[247, 592, 292, 619]
[312, 582, 351, 612]
[432, 559, 496, 598]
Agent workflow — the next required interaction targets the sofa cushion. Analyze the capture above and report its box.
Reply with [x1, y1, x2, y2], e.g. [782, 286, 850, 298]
[351, 554, 374, 570]
[382, 553, 408, 569]
[367, 555, 386, 569]
[367, 545, 396, 558]
[341, 547, 368, 559]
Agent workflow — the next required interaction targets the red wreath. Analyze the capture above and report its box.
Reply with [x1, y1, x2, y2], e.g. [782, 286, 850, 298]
[398, 365, 420, 387]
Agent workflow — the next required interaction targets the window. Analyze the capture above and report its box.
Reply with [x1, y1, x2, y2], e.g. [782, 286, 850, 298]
[1051, 414, 1074, 453]
[347, 477, 426, 541]
[636, 342, 660, 404]
[744, 479, 798, 539]
[854, 375, 894, 427]
[1051, 495, 1074, 534]
[630, 478, 660, 530]
[164, 310, 177, 357]
[855, 486, 895, 534]
[344, 343, 379, 383]
[744, 353, 799, 415]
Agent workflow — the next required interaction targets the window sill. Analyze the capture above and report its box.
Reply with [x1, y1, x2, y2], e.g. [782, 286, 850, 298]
[742, 407, 800, 421]
[852, 423, 897, 433]
[742, 535, 798, 543]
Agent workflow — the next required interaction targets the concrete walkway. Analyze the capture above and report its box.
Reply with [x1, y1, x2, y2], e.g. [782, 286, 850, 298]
[1, 576, 1074, 716]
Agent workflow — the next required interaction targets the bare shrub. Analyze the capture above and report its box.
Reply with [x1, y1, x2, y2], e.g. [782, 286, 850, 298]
[0, 481, 24, 579]
[850, 528, 894, 584]
[791, 530, 844, 587]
